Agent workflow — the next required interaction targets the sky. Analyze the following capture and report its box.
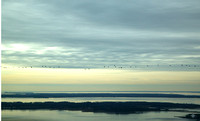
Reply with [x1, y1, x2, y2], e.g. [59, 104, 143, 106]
[1, 0, 200, 92]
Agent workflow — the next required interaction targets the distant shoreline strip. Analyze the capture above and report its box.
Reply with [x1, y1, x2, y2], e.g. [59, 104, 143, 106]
[2, 93, 200, 98]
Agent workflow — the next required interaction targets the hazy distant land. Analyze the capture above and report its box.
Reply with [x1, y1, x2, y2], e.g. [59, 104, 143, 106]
[2, 93, 200, 98]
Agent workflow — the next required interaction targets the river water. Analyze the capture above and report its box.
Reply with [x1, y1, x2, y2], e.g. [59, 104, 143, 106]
[2, 97, 200, 104]
[1, 110, 195, 121]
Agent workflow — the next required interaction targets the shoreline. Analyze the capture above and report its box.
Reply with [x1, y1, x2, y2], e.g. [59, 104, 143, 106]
[2, 93, 200, 98]
[2, 101, 200, 114]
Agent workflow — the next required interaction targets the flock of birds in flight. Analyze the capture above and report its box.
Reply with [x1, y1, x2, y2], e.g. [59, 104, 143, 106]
[1, 64, 200, 70]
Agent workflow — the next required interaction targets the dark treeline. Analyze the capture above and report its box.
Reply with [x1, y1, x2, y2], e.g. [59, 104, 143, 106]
[2, 102, 200, 114]
[2, 93, 200, 98]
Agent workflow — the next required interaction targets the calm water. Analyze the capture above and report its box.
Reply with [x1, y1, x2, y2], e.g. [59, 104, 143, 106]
[1, 110, 194, 121]
[2, 97, 200, 104]
[2, 91, 200, 104]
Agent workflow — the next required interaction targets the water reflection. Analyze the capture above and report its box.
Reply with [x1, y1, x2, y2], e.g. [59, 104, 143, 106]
[2, 110, 193, 121]
[2, 97, 200, 104]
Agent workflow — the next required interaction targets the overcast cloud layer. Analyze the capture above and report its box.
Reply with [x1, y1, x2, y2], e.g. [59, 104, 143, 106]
[2, 0, 200, 68]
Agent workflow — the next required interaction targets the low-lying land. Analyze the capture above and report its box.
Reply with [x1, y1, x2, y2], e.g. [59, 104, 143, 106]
[2, 101, 200, 114]
[2, 93, 200, 98]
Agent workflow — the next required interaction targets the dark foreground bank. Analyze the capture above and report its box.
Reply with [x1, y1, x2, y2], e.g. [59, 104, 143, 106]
[2, 101, 200, 114]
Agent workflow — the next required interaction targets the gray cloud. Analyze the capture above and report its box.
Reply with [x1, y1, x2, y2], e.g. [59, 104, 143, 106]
[2, 0, 200, 68]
